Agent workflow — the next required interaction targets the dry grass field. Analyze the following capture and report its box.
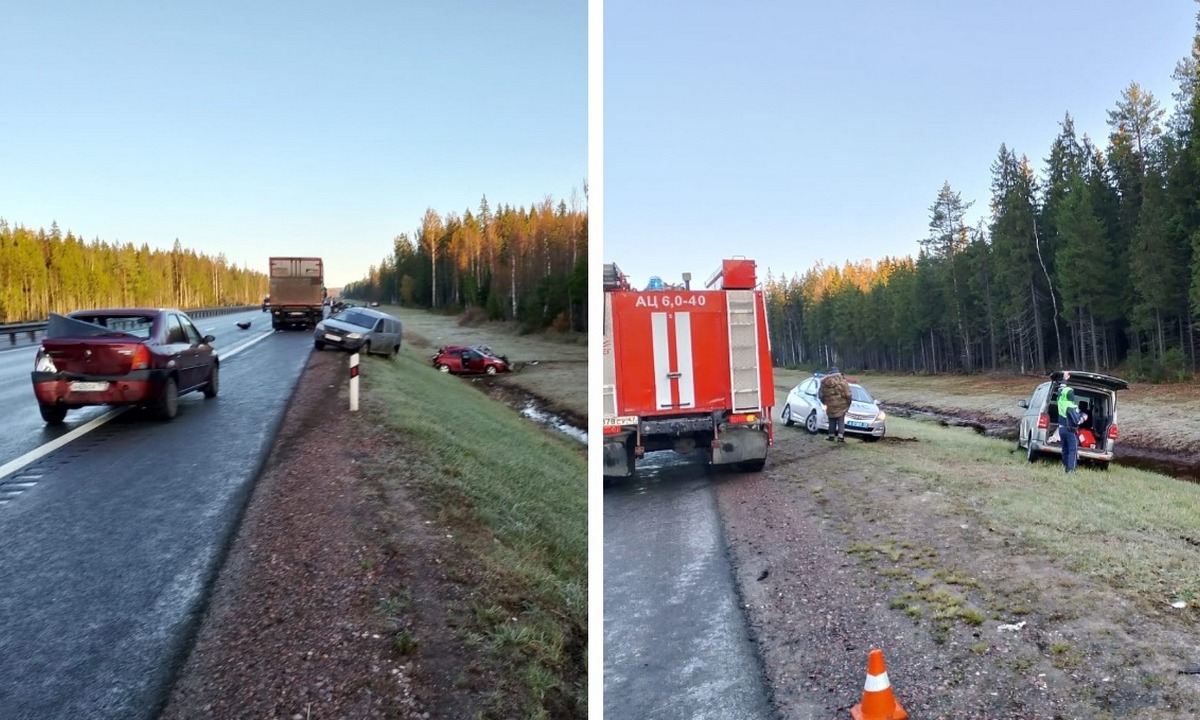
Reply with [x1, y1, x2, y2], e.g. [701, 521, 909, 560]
[383, 305, 587, 422]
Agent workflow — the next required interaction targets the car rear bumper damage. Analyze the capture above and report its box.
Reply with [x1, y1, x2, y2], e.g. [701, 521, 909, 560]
[32, 369, 165, 407]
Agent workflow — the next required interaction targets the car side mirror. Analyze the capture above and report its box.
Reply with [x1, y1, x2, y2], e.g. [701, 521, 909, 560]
[1017, 399, 1028, 408]
[203, 334, 216, 344]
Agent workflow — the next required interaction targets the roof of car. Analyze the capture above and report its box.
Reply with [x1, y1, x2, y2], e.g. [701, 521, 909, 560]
[338, 306, 396, 320]
[69, 308, 180, 316]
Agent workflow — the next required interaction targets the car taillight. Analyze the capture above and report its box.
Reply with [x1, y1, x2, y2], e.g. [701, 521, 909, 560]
[131, 345, 150, 370]
[1108, 424, 1118, 440]
[1037, 414, 1048, 430]
[34, 349, 56, 372]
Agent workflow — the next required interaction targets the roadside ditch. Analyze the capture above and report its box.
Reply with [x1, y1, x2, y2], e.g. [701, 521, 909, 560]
[886, 403, 1200, 483]
[468, 378, 587, 445]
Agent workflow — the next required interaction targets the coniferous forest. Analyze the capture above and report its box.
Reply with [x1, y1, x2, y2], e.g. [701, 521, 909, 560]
[767, 18, 1200, 382]
[342, 190, 588, 332]
[0, 220, 267, 323]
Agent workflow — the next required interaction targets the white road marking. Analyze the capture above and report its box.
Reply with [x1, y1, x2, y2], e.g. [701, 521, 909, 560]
[0, 409, 125, 482]
[0, 328, 276, 483]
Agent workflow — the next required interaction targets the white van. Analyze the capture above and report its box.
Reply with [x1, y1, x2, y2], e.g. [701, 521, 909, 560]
[1016, 370, 1129, 468]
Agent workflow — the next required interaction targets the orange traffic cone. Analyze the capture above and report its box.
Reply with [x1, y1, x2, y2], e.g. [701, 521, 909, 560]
[850, 648, 908, 720]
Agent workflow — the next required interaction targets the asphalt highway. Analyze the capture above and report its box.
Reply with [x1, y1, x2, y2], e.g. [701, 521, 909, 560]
[0, 308, 313, 719]
[603, 452, 774, 719]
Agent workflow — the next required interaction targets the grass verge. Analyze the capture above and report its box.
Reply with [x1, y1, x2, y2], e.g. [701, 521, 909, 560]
[857, 417, 1200, 607]
[360, 348, 587, 719]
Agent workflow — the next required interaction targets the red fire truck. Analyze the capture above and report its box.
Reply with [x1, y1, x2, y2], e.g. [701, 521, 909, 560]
[602, 258, 775, 478]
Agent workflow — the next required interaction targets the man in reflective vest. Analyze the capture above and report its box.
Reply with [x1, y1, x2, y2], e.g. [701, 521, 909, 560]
[1057, 386, 1087, 473]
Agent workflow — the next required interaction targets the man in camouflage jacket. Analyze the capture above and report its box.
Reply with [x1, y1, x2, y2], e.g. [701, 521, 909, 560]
[818, 367, 853, 443]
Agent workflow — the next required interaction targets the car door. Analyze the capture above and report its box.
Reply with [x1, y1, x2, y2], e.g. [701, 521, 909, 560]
[802, 378, 823, 423]
[181, 315, 214, 389]
[161, 315, 192, 387]
[369, 318, 388, 354]
[462, 349, 483, 373]
[1022, 383, 1047, 444]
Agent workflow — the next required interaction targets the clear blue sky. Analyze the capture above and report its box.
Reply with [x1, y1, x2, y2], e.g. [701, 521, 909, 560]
[603, 0, 1198, 290]
[0, 1, 586, 288]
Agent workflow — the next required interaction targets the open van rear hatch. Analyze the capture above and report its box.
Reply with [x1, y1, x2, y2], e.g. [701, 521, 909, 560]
[1049, 370, 1129, 392]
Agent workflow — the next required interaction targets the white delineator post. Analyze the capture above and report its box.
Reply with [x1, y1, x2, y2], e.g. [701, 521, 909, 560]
[350, 352, 360, 411]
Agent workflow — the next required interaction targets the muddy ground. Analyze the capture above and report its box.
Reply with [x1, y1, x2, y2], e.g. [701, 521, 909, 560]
[712, 372, 1200, 719]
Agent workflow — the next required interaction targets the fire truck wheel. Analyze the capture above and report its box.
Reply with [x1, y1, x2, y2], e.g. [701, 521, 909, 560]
[782, 405, 794, 427]
[805, 411, 819, 435]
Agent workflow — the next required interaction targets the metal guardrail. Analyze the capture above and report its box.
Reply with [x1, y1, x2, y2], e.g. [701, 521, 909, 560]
[0, 306, 258, 347]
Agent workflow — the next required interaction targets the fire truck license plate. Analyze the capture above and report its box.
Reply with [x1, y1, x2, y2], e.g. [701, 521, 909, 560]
[604, 416, 638, 426]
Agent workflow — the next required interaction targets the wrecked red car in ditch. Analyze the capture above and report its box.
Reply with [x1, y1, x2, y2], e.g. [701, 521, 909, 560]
[431, 345, 510, 375]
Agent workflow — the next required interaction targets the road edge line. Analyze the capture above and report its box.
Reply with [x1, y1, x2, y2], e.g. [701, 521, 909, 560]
[0, 409, 125, 482]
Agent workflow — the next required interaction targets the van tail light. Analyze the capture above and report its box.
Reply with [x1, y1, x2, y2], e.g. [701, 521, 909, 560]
[131, 345, 151, 370]
[1108, 424, 1119, 440]
[1037, 414, 1048, 430]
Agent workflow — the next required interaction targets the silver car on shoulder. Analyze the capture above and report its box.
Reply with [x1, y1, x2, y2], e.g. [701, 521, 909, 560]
[313, 307, 402, 357]
[781, 373, 886, 440]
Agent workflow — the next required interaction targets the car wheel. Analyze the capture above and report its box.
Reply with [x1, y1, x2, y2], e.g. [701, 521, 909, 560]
[203, 364, 219, 398]
[390, 345, 399, 359]
[438, 364, 451, 373]
[782, 405, 794, 427]
[1026, 438, 1039, 463]
[486, 364, 498, 375]
[805, 411, 819, 435]
[362, 341, 372, 356]
[157, 376, 179, 421]
[39, 403, 67, 425]
[314, 340, 325, 350]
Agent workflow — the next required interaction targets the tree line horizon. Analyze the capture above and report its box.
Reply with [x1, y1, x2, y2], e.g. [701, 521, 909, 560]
[0, 186, 586, 333]
[0, 220, 267, 323]
[341, 189, 588, 333]
[765, 16, 1200, 383]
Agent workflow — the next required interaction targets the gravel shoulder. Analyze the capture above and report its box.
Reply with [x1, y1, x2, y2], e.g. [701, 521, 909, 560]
[713, 371, 1200, 719]
[159, 313, 586, 720]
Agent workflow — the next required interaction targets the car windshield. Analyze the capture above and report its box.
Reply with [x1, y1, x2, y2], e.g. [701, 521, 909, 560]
[49, 313, 154, 339]
[333, 310, 376, 329]
[850, 385, 874, 403]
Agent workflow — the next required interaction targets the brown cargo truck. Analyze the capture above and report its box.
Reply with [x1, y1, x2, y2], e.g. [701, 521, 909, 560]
[268, 257, 325, 330]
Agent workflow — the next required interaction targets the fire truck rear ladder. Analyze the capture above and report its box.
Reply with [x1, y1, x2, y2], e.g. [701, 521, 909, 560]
[727, 290, 761, 412]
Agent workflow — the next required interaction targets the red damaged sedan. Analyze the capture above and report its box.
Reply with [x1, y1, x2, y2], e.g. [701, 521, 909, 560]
[431, 345, 510, 375]
[31, 308, 219, 424]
